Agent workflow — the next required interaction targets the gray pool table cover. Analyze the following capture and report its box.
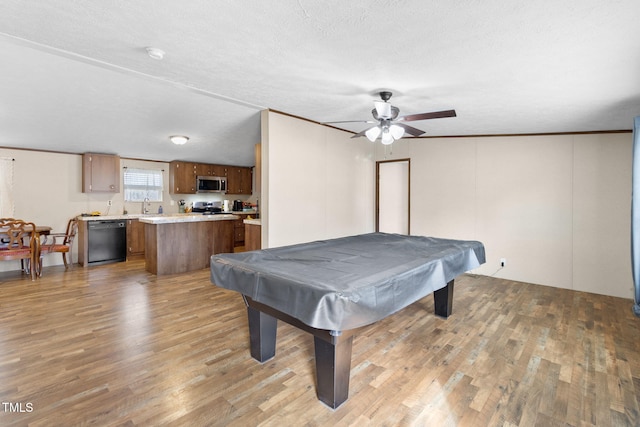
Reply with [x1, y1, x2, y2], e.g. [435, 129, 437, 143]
[210, 232, 485, 331]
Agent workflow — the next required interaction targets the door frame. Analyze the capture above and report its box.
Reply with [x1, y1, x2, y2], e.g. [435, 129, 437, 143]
[375, 158, 410, 234]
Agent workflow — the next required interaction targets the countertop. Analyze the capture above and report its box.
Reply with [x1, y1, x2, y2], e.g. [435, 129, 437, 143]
[244, 219, 261, 226]
[77, 210, 257, 222]
[138, 214, 239, 224]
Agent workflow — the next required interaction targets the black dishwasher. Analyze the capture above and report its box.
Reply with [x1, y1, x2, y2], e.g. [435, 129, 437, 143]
[87, 220, 127, 265]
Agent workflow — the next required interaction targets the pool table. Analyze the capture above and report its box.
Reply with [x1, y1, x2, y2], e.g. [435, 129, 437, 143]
[210, 232, 485, 408]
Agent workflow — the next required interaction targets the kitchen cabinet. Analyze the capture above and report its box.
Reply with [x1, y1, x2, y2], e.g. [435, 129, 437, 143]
[210, 164, 228, 177]
[169, 161, 251, 194]
[82, 153, 120, 193]
[169, 161, 197, 194]
[196, 163, 214, 176]
[227, 167, 252, 194]
[245, 222, 261, 251]
[194, 163, 227, 177]
[234, 214, 248, 247]
[126, 218, 145, 258]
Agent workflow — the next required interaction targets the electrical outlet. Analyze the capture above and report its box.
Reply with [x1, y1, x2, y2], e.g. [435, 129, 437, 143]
[107, 200, 112, 206]
[500, 258, 506, 267]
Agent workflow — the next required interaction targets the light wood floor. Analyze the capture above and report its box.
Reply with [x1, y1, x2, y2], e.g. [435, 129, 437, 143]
[0, 260, 639, 426]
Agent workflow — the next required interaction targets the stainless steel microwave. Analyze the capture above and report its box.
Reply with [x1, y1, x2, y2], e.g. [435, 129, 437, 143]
[196, 176, 227, 193]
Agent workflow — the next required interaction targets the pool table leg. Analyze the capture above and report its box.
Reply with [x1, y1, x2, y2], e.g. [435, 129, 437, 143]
[314, 334, 354, 409]
[433, 279, 454, 318]
[247, 305, 277, 362]
[243, 296, 357, 408]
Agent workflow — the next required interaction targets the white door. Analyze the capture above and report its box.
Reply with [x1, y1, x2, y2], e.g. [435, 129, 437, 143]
[377, 160, 410, 234]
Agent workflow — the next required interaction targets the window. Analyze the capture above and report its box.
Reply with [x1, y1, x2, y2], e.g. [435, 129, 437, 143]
[123, 168, 163, 202]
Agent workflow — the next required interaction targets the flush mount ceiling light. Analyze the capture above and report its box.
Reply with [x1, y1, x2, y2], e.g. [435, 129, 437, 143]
[170, 135, 189, 145]
[146, 47, 165, 60]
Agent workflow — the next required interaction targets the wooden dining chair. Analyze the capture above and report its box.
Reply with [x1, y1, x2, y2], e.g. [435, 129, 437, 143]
[0, 218, 15, 244]
[39, 218, 78, 271]
[0, 219, 40, 280]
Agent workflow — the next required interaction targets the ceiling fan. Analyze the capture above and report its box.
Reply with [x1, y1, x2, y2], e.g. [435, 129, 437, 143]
[328, 91, 456, 145]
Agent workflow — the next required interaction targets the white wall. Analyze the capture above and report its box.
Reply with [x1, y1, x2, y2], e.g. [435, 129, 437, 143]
[262, 111, 376, 248]
[572, 134, 632, 296]
[376, 133, 633, 299]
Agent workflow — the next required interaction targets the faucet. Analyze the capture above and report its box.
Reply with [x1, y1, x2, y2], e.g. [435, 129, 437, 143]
[143, 198, 150, 214]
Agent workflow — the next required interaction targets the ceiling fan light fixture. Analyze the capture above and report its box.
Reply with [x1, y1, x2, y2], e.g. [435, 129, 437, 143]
[389, 124, 405, 140]
[381, 128, 394, 145]
[365, 126, 381, 142]
[374, 101, 392, 119]
[170, 135, 189, 145]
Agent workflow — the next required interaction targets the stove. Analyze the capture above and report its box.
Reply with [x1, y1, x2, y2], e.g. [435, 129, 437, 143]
[192, 201, 225, 214]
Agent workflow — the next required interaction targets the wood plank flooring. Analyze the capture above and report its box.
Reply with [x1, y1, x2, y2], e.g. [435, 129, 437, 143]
[0, 260, 639, 426]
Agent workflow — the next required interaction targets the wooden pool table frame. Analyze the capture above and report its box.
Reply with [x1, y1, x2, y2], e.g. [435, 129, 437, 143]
[241, 279, 455, 409]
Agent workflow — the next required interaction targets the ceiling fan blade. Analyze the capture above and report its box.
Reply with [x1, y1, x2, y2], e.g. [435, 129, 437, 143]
[394, 123, 425, 137]
[324, 120, 376, 124]
[350, 128, 370, 139]
[398, 109, 457, 122]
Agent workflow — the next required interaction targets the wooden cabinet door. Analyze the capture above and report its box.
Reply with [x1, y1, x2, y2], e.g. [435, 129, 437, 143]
[227, 167, 252, 194]
[196, 163, 213, 176]
[239, 167, 252, 194]
[170, 161, 197, 194]
[127, 219, 145, 257]
[210, 164, 227, 177]
[234, 214, 247, 246]
[226, 167, 239, 194]
[82, 153, 120, 193]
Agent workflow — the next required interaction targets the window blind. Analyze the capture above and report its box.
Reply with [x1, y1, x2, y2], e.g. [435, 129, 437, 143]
[123, 168, 163, 202]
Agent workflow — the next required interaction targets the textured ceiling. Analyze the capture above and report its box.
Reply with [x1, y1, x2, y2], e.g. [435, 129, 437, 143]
[1, 0, 639, 165]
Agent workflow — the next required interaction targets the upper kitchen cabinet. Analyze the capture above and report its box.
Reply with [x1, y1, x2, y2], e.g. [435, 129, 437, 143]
[169, 161, 197, 194]
[210, 164, 228, 177]
[196, 163, 213, 176]
[227, 167, 252, 194]
[82, 153, 120, 193]
[196, 163, 227, 177]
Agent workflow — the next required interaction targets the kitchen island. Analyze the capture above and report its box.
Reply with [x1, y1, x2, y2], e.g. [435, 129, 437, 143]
[139, 214, 237, 275]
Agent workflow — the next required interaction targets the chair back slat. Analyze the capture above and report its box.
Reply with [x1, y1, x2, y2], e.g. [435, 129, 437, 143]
[0, 219, 40, 280]
[1, 219, 37, 246]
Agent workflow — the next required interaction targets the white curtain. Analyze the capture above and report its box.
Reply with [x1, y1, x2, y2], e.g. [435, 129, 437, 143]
[632, 116, 640, 317]
[0, 157, 14, 218]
